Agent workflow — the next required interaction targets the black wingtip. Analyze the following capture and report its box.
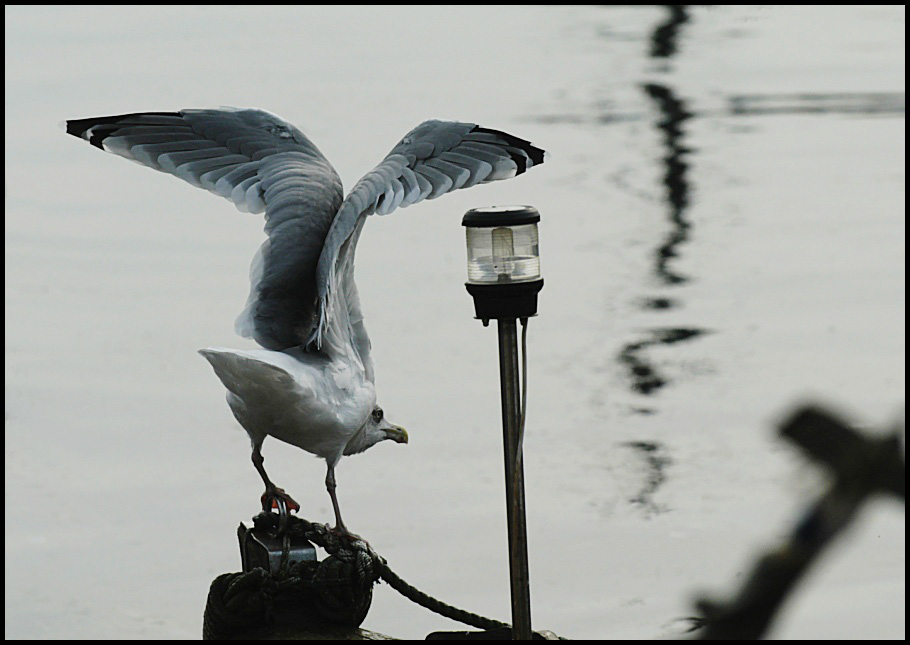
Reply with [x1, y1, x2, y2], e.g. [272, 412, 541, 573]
[469, 125, 546, 173]
[64, 117, 94, 142]
[63, 111, 180, 149]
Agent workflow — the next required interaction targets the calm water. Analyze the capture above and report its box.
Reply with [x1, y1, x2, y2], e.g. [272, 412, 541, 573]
[5, 5, 904, 639]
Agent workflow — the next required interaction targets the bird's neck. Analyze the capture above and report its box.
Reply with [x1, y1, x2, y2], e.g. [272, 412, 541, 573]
[343, 423, 386, 456]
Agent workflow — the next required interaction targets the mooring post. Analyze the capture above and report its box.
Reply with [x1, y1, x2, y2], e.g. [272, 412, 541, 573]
[497, 318, 532, 640]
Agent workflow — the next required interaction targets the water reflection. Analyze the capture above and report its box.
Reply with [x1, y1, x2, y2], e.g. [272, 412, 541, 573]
[649, 5, 690, 59]
[616, 10, 707, 403]
[729, 92, 905, 116]
[641, 82, 694, 287]
[619, 327, 708, 396]
[623, 440, 672, 516]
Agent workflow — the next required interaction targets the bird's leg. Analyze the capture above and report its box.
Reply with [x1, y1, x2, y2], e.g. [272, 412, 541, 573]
[325, 465, 349, 535]
[252, 444, 300, 513]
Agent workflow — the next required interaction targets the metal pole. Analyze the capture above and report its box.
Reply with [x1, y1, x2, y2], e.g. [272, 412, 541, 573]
[497, 318, 532, 640]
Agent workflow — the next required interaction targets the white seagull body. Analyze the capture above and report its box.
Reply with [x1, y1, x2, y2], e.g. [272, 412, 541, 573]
[65, 108, 545, 531]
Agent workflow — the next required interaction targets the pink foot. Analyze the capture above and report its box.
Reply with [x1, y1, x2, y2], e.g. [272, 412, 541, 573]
[261, 486, 300, 513]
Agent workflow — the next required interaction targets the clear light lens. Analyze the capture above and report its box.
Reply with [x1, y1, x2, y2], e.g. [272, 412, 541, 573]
[466, 223, 540, 284]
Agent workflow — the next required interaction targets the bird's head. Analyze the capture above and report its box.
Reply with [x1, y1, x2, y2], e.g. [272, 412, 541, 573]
[371, 405, 408, 445]
[345, 405, 408, 456]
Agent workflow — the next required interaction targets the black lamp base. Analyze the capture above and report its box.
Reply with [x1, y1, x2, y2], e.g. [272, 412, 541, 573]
[465, 279, 543, 322]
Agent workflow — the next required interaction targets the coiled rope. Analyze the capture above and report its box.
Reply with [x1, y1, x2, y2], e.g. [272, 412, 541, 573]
[203, 512, 508, 639]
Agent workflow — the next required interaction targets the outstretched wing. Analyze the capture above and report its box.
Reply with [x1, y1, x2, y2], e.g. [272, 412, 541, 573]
[311, 119, 546, 349]
[65, 108, 342, 350]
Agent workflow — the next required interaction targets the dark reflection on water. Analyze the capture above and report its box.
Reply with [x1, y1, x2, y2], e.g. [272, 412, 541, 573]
[640, 296, 677, 310]
[642, 82, 694, 287]
[623, 440, 672, 516]
[649, 5, 690, 59]
[617, 13, 705, 512]
[533, 90, 904, 125]
[618, 17, 709, 401]
[729, 92, 905, 116]
[619, 327, 708, 396]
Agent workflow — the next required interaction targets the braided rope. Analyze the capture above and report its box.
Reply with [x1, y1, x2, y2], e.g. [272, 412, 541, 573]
[204, 513, 509, 638]
[374, 558, 509, 630]
[265, 513, 510, 630]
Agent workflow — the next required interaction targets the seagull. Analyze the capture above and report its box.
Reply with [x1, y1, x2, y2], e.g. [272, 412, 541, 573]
[65, 108, 546, 533]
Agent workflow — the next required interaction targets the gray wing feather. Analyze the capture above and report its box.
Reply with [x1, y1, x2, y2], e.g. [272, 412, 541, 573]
[308, 119, 545, 348]
[65, 108, 343, 350]
[416, 164, 455, 198]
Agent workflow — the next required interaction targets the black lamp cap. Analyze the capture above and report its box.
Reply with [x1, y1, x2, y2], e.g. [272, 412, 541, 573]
[465, 278, 543, 321]
[462, 205, 540, 228]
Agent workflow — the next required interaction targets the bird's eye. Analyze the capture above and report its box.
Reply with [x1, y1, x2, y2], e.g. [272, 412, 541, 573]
[372, 407, 383, 423]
